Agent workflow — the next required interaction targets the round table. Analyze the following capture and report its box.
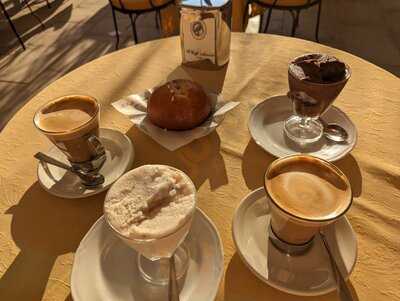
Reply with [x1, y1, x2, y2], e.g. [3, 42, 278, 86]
[0, 33, 399, 301]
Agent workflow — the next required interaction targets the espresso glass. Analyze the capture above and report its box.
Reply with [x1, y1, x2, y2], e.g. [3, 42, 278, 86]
[104, 166, 196, 285]
[34, 95, 106, 173]
[264, 155, 353, 246]
[284, 54, 351, 145]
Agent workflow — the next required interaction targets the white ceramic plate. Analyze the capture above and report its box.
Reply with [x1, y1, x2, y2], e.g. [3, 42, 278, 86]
[37, 128, 134, 199]
[232, 187, 357, 296]
[248, 95, 357, 161]
[71, 208, 224, 301]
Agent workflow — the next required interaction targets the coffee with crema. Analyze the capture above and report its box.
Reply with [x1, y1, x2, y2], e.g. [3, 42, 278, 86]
[265, 155, 352, 245]
[266, 159, 350, 220]
[36, 98, 95, 133]
[34, 95, 101, 164]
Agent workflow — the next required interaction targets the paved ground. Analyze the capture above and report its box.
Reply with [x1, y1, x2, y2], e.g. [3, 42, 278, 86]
[0, 0, 399, 130]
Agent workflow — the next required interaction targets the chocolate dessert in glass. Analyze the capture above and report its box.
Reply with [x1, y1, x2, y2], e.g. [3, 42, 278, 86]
[284, 54, 351, 144]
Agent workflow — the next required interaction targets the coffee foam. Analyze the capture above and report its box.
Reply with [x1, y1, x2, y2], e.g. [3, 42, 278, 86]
[36, 96, 96, 133]
[104, 165, 196, 239]
[266, 158, 351, 220]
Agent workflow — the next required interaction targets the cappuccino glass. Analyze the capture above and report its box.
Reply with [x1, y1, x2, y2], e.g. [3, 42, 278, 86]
[34, 95, 105, 173]
[104, 165, 197, 285]
[107, 212, 194, 285]
[264, 155, 352, 246]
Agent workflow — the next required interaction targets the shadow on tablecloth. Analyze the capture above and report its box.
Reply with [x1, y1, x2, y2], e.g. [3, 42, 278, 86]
[166, 64, 229, 94]
[64, 293, 73, 301]
[126, 126, 228, 191]
[0, 182, 104, 301]
[241, 139, 275, 190]
[335, 155, 362, 198]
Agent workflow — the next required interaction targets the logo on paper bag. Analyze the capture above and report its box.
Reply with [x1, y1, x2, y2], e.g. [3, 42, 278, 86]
[190, 21, 207, 40]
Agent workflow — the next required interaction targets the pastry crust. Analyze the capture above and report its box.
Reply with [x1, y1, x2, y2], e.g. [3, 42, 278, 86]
[148, 79, 211, 130]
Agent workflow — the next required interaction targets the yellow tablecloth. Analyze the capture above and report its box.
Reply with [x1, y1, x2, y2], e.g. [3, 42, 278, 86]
[0, 33, 399, 301]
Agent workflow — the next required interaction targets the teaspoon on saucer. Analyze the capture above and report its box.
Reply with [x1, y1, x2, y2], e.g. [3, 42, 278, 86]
[34, 152, 105, 187]
[320, 231, 354, 301]
[321, 119, 349, 143]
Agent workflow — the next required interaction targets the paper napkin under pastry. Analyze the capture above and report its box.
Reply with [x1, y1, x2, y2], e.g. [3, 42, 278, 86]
[112, 88, 239, 151]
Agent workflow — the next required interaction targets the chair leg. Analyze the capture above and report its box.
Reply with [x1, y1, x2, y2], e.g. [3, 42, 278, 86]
[22, 0, 45, 29]
[290, 9, 300, 37]
[315, 0, 322, 42]
[242, 0, 249, 32]
[263, 0, 277, 33]
[258, 12, 263, 32]
[46, 0, 51, 8]
[263, 7, 273, 33]
[157, 9, 164, 35]
[129, 13, 138, 44]
[155, 10, 160, 30]
[110, 6, 120, 49]
[0, 1, 26, 50]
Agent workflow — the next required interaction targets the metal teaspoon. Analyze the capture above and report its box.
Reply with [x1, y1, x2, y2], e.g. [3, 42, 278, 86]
[321, 119, 349, 143]
[34, 152, 105, 187]
[168, 254, 180, 301]
[320, 231, 354, 301]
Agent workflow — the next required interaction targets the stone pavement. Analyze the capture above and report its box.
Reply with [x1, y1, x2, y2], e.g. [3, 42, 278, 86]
[0, 0, 161, 129]
[0, 0, 399, 130]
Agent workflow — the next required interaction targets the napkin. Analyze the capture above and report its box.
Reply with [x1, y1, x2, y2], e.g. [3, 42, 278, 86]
[112, 88, 239, 151]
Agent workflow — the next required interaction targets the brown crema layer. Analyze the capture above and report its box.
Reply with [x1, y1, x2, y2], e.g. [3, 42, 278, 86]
[265, 157, 351, 221]
[36, 96, 97, 133]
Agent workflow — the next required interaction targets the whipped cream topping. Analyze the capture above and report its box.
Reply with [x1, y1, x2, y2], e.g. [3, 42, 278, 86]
[104, 165, 196, 239]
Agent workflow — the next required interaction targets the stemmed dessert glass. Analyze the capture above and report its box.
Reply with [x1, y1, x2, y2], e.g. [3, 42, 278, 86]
[104, 168, 197, 286]
[284, 54, 351, 145]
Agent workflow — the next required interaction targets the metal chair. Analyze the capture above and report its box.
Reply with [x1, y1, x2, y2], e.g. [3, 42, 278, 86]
[0, 0, 48, 50]
[245, 0, 322, 42]
[109, 0, 175, 49]
[1, 0, 25, 49]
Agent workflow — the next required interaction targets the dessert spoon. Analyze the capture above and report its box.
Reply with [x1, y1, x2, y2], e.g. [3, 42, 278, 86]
[168, 254, 180, 301]
[34, 152, 105, 187]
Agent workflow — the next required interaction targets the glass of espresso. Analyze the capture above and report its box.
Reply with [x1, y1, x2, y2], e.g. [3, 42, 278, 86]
[284, 53, 351, 144]
[34, 95, 106, 173]
[264, 155, 352, 247]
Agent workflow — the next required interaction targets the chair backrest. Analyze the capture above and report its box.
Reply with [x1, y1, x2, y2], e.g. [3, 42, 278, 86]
[257, 0, 315, 7]
[109, 0, 171, 11]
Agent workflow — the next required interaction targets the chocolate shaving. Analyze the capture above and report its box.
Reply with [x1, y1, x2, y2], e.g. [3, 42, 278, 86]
[293, 55, 347, 83]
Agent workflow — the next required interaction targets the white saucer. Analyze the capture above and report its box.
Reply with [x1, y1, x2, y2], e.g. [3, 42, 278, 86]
[71, 208, 224, 301]
[232, 187, 357, 296]
[248, 95, 357, 161]
[37, 128, 134, 199]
